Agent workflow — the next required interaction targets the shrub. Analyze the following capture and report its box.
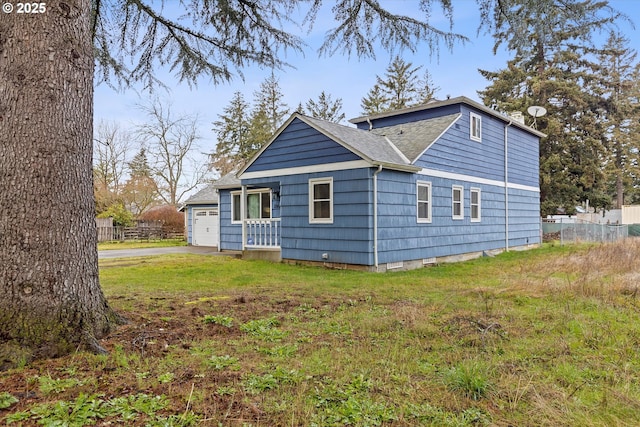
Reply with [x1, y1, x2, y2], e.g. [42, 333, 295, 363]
[139, 205, 184, 234]
[97, 203, 135, 227]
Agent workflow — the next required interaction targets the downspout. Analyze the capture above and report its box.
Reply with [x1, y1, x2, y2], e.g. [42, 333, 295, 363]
[373, 165, 383, 269]
[504, 120, 513, 251]
[241, 185, 247, 251]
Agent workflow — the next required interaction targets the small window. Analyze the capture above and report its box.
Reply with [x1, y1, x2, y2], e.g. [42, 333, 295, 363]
[470, 112, 482, 142]
[470, 188, 481, 222]
[452, 185, 464, 220]
[309, 178, 333, 224]
[195, 211, 207, 217]
[417, 181, 432, 223]
[232, 193, 241, 223]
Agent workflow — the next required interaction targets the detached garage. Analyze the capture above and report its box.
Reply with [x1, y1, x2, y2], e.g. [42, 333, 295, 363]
[180, 185, 219, 247]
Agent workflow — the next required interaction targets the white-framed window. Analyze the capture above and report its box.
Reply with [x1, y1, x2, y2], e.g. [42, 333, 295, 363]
[470, 112, 482, 142]
[231, 190, 271, 223]
[309, 177, 333, 224]
[452, 185, 464, 220]
[417, 181, 432, 223]
[470, 188, 481, 222]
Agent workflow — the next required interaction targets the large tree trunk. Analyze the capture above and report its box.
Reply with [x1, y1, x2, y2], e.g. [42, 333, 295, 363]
[0, 1, 122, 368]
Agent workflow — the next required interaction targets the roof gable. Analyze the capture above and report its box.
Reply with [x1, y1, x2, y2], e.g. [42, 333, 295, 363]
[369, 113, 460, 163]
[239, 113, 418, 177]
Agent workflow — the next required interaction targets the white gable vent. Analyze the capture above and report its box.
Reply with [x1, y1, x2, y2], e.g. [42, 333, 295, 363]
[386, 261, 404, 270]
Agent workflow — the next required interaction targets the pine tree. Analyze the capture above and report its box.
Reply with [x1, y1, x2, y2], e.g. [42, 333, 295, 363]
[591, 32, 640, 208]
[304, 91, 346, 122]
[253, 73, 289, 133]
[210, 92, 251, 175]
[361, 57, 438, 114]
[360, 84, 388, 115]
[478, 0, 622, 215]
[244, 74, 290, 160]
[123, 147, 158, 215]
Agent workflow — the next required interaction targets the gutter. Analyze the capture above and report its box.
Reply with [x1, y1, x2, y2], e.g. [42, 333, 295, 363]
[373, 165, 383, 269]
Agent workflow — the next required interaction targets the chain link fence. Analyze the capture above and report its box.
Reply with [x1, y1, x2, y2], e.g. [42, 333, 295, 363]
[542, 218, 632, 244]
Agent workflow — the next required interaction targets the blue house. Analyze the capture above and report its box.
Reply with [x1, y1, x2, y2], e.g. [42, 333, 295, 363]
[215, 96, 544, 271]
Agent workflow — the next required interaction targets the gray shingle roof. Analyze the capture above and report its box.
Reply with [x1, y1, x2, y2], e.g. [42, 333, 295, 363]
[212, 172, 241, 189]
[368, 113, 460, 163]
[183, 184, 218, 205]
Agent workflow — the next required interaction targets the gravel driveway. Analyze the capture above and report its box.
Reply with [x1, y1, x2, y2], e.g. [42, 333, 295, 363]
[98, 246, 239, 259]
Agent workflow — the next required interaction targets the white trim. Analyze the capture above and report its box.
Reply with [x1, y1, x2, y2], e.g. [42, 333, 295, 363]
[411, 113, 462, 163]
[470, 112, 482, 142]
[383, 136, 411, 164]
[416, 180, 432, 223]
[452, 185, 464, 220]
[418, 168, 539, 193]
[241, 160, 371, 180]
[309, 177, 333, 224]
[470, 187, 481, 222]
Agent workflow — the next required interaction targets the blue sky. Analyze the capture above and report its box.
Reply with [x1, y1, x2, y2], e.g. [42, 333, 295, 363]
[93, 0, 640, 169]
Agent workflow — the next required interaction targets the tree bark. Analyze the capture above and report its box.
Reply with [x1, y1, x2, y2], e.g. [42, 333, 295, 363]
[0, 1, 122, 368]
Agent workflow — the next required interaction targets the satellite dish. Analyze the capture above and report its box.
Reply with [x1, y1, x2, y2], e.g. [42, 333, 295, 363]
[527, 106, 547, 117]
[527, 106, 547, 129]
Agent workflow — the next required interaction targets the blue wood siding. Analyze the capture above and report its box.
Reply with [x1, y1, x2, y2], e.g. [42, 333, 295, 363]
[376, 169, 540, 264]
[245, 118, 361, 172]
[242, 168, 375, 265]
[218, 190, 242, 251]
[413, 106, 505, 182]
[506, 126, 539, 188]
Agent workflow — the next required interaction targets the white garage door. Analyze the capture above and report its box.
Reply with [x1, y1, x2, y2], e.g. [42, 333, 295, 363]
[193, 208, 219, 247]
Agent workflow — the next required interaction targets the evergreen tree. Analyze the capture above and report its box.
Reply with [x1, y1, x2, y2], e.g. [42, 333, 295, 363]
[417, 69, 440, 104]
[304, 91, 346, 122]
[478, 0, 622, 216]
[123, 147, 158, 215]
[361, 57, 438, 114]
[253, 73, 289, 134]
[591, 32, 640, 208]
[244, 74, 290, 160]
[210, 92, 251, 176]
[360, 84, 388, 115]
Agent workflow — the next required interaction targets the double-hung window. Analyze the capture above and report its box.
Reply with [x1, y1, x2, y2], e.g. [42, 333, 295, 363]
[309, 178, 333, 224]
[452, 185, 464, 220]
[470, 188, 481, 222]
[470, 112, 482, 142]
[417, 181, 432, 223]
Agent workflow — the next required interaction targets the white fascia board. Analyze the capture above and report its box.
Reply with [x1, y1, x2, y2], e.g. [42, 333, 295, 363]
[240, 160, 372, 179]
[418, 168, 539, 193]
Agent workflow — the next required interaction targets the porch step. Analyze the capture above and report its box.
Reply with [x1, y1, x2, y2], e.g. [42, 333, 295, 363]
[242, 248, 282, 263]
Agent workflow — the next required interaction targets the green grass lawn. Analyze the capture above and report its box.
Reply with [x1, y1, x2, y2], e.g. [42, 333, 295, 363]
[3, 241, 640, 426]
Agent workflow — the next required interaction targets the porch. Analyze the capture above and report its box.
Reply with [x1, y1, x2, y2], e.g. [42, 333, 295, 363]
[242, 218, 282, 262]
[243, 218, 282, 249]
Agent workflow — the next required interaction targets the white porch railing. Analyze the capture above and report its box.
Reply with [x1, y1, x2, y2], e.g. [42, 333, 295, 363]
[244, 218, 281, 248]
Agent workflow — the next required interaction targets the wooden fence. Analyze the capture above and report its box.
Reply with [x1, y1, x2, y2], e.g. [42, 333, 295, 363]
[96, 218, 184, 242]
